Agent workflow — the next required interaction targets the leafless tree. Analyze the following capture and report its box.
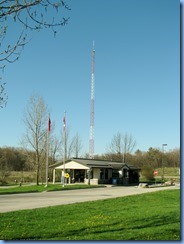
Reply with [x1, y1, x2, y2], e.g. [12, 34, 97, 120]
[21, 93, 48, 185]
[60, 127, 73, 159]
[49, 136, 61, 163]
[72, 133, 82, 158]
[123, 133, 137, 161]
[0, 0, 70, 107]
[107, 132, 136, 162]
[60, 129, 83, 159]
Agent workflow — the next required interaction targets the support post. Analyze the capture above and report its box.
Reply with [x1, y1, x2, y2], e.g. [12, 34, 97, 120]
[53, 169, 55, 184]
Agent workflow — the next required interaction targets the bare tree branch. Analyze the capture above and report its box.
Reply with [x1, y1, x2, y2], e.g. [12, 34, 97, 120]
[0, 0, 70, 107]
[0, 80, 7, 108]
[106, 132, 137, 162]
[72, 133, 82, 158]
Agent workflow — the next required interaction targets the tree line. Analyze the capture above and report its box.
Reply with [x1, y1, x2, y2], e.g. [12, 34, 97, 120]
[1, 93, 181, 183]
[97, 147, 180, 180]
[0, 93, 180, 184]
[0, 145, 180, 184]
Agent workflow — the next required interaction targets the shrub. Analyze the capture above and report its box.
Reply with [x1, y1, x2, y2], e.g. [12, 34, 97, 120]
[141, 166, 154, 181]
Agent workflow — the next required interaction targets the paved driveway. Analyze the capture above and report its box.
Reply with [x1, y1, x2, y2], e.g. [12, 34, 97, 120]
[0, 184, 180, 213]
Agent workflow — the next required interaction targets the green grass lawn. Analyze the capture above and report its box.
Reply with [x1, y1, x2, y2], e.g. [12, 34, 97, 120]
[0, 184, 104, 195]
[0, 189, 180, 240]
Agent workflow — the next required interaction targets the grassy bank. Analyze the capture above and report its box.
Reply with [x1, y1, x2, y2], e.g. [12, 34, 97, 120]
[0, 189, 180, 240]
[0, 184, 104, 195]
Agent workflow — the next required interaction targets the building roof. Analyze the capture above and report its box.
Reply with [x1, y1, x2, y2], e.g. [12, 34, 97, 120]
[73, 158, 125, 169]
[49, 158, 140, 170]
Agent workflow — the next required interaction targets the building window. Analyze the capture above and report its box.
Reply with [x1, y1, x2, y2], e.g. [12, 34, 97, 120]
[112, 169, 119, 178]
[100, 169, 108, 180]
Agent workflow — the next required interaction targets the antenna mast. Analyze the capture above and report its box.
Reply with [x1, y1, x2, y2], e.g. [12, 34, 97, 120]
[89, 41, 95, 159]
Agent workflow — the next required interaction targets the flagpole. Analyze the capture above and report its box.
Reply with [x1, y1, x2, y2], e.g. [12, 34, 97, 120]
[45, 115, 50, 187]
[45, 130, 49, 187]
[62, 111, 66, 187]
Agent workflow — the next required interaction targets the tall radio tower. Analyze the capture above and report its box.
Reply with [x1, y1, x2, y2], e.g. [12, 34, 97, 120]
[89, 41, 95, 159]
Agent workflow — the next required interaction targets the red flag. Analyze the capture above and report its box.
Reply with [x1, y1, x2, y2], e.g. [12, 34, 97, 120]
[48, 116, 51, 132]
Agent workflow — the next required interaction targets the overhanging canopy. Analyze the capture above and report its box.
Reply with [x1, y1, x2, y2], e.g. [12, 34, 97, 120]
[55, 161, 89, 170]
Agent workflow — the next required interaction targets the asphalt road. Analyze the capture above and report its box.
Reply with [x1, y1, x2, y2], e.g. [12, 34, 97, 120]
[0, 184, 180, 213]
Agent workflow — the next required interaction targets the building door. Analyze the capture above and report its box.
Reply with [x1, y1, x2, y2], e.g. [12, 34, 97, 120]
[74, 169, 85, 182]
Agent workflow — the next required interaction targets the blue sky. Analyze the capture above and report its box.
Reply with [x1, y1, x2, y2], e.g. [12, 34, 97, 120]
[0, 0, 180, 156]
